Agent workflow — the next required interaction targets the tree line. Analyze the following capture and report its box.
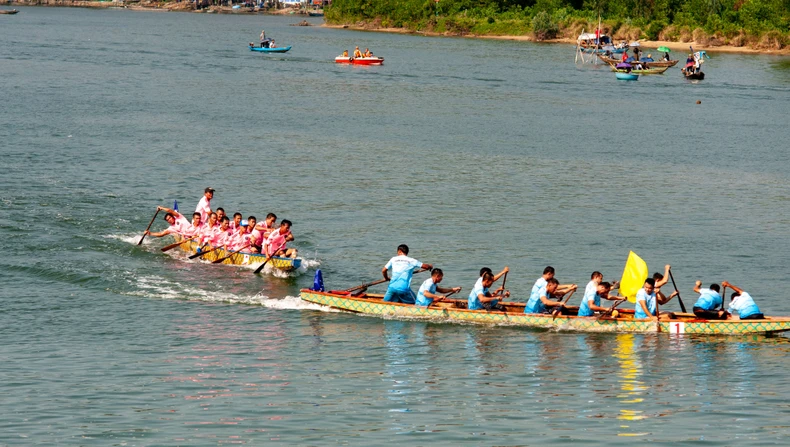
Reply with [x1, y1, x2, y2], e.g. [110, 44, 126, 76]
[325, 0, 790, 49]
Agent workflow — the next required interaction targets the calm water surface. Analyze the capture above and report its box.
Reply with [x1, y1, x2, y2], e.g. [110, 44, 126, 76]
[2, 7, 790, 445]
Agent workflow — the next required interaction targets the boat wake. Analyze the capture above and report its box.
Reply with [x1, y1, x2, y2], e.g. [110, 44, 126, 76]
[125, 275, 337, 311]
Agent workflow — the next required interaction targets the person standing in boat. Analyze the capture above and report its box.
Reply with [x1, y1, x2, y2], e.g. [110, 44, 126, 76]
[196, 187, 214, 224]
[381, 244, 432, 304]
[468, 272, 509, 311]
[353, 46, 363, 58]
[722, 281, 764, 320]
[692, 281, 728, 320]
[415, 268, 461, 307]
[259, 29, 266, 47]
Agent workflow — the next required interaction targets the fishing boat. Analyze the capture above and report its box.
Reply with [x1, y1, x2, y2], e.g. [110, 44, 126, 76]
[614, 63, 638, 80]
[612, 65, 669, 75]
[249, 45, 292, 53]
[615, 72, 639, 80]
[0, 8, 19, 14]
[682, 66, 705, 80]
[307, 10, 323, 16]
[681, 50, 708, 80]
[599, 54, 678, 68]
[171, 235, 302, 271]
[300, 289, 790, 335]
[335, 56, 384, 66]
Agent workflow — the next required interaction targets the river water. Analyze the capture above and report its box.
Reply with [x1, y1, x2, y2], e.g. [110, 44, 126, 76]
[2, 7, 790, 445]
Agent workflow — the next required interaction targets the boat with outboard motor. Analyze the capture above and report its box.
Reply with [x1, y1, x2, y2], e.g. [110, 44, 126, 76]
[335, 56, 384, 65]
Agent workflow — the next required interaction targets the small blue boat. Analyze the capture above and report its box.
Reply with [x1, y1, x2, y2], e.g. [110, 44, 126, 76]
[615, 72, 639, 81]
[249, 45, 292, 53]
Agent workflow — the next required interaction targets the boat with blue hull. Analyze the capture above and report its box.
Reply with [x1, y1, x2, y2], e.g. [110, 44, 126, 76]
[250, 46, 292, 53]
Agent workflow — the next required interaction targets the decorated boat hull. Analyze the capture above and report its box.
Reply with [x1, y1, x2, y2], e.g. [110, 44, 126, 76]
[300, 290, 790, 335]
[335, 56, 384, 65]
[612, 66, 669, 75]
[172, 236, 301, 271]
[250, 46, 292, 53]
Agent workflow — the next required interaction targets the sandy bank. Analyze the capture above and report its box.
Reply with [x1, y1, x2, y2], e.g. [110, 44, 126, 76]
[325, 23, 790, 56]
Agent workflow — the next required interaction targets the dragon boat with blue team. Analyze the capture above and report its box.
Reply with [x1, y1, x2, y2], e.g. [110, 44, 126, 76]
[171, 235, 301, 271]
[300, 288, 790, 335]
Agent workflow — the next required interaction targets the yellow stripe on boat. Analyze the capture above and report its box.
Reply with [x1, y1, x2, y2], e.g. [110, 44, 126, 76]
[172, 235, 301, 271]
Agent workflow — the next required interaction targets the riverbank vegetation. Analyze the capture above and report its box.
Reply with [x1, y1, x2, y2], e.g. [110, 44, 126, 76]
[325, 0, 790, 49]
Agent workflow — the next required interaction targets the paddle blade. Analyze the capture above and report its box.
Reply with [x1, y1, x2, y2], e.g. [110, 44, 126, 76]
[619, 251, 648, 303]
[174, 200, 179, 213]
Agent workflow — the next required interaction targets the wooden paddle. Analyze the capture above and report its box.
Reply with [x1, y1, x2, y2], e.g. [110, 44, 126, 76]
[137, 209, 160, 245]
[552, 288, 577, 320]
[343, 267, 432, 293]
[667, 268, 687, 312]
[596, 299, 627, 321]
[212, 244, 251, 264]
[161, 235, 198, 252]
[428, 288, 461, 308]
[655, 298, 661, 333]
[188, 244, 221, 259]
[253, 242, 286, 274]
[720, 285, 727, 310]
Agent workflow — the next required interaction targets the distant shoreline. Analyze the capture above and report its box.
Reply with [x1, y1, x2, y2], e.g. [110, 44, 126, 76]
[324, 23, 790, 56]
[0, 0, 312, 15]
[5, 1, 788, 56]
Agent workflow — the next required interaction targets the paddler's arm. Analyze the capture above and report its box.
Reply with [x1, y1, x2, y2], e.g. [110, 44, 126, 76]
[587, 300, 610, 313]
[157, 205, 179, 217]
[435, 286, 460, 295]
[540, 294, 563, 308]
[492, 286, 510, 299]
[492, 266, 509, 283]
[145, 229, 171, 238]
[693, 280, 702, 294]
[638, 300, 657, 321]
[381, 266, 390, 281]
[420, 263, 433, 271]
[655, 265, 671, 288]
[479, 292, 500, 304]
[721, 281, 743, 295]
[657, 290, 678, 305]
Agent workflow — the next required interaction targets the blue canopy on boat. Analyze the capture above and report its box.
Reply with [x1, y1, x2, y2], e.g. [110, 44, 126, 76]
[616, 62, 632, 69]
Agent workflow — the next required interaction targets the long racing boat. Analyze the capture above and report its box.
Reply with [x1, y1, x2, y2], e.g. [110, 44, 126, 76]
[172, 235, 301, 271]
[300, 289, 790, 335]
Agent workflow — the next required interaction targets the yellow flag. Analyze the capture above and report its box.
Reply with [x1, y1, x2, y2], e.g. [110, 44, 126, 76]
[619, 251, 648, 303]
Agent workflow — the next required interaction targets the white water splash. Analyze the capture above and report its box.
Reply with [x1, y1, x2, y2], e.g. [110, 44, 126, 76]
[125, 275, 338, 311]
[104, 232, 154, 246]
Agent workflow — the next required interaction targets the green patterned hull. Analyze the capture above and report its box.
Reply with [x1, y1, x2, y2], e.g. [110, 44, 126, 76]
[172, 236, 301, 271]
[300, 290, 790, 335]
